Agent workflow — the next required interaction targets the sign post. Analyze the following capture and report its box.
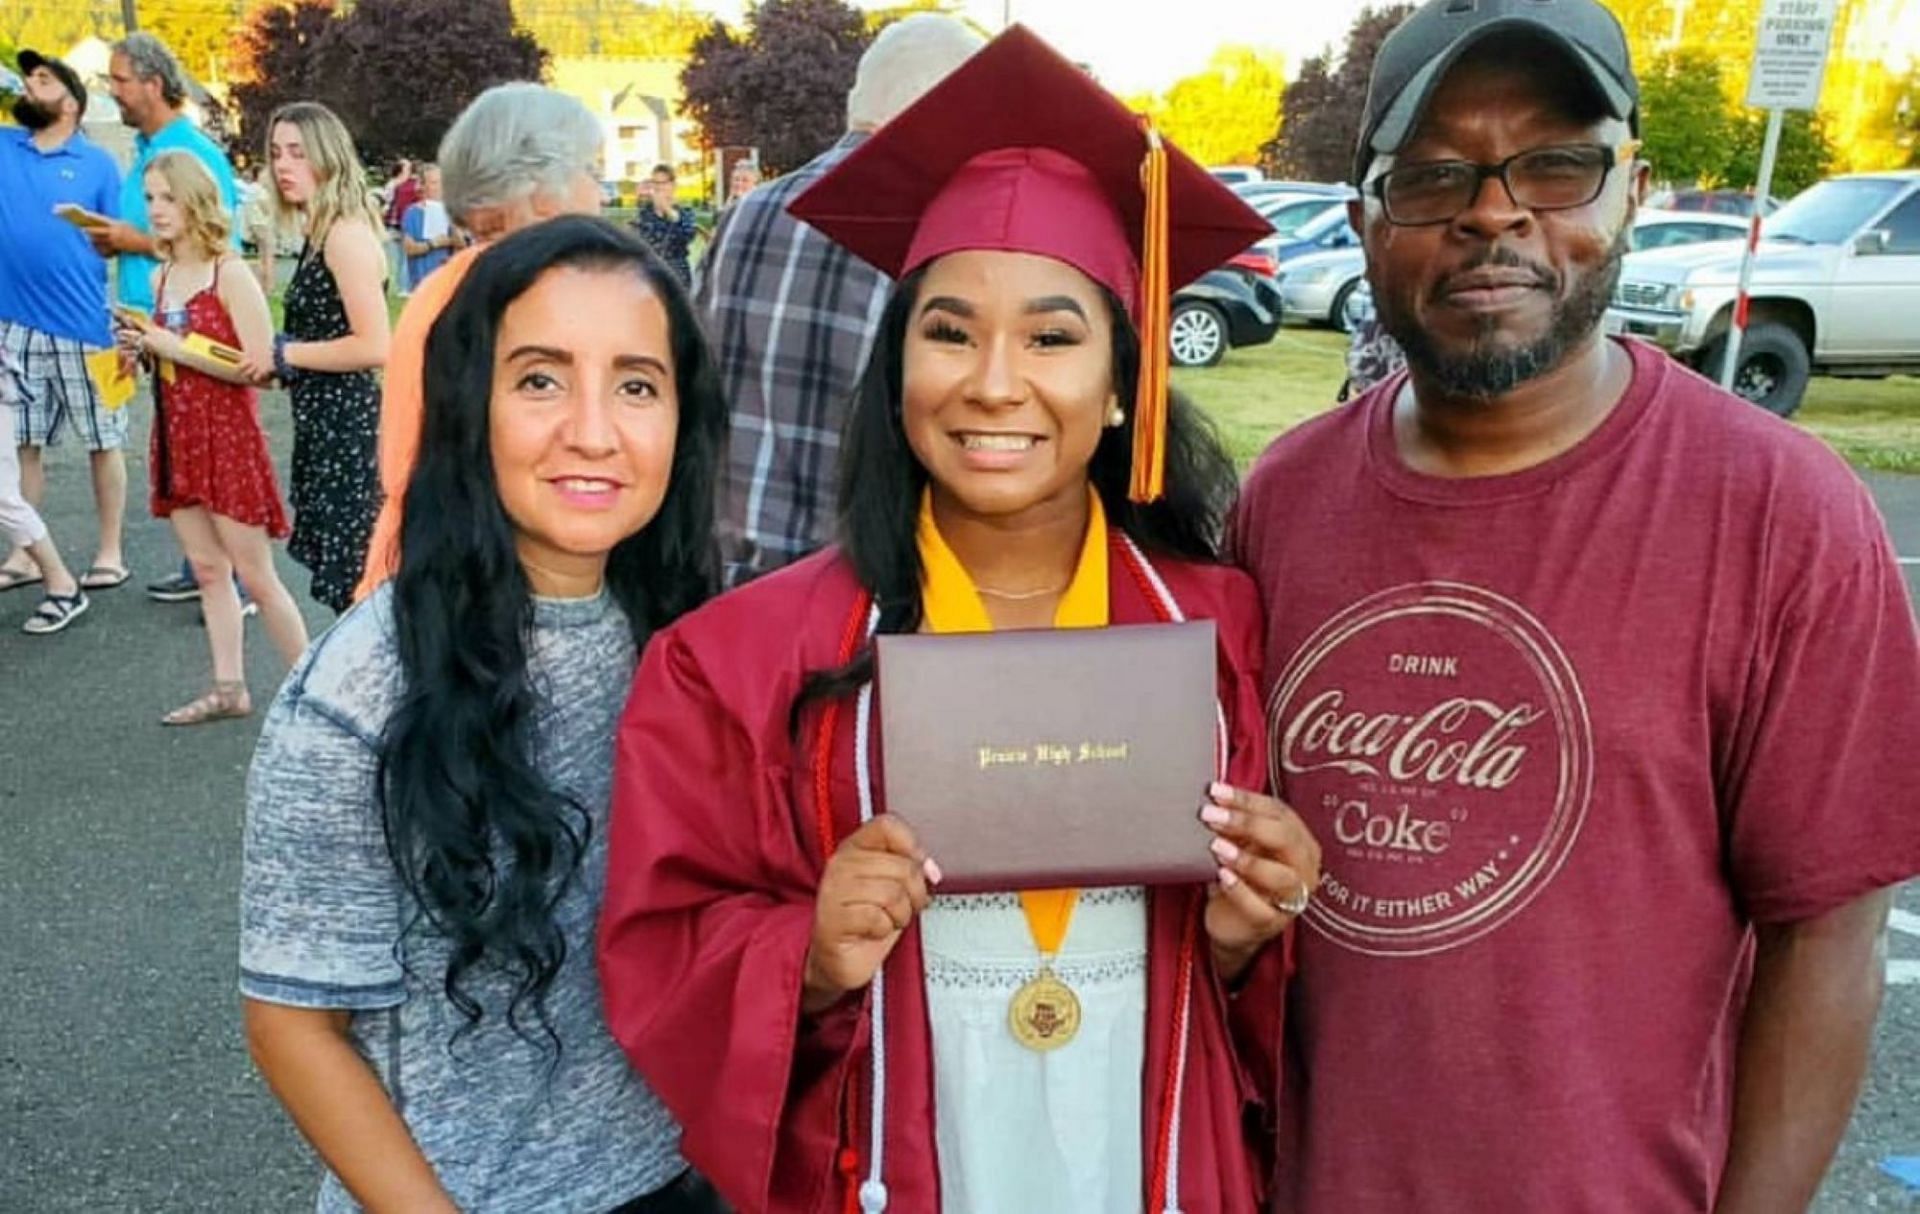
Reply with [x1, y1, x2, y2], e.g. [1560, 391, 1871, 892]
[1722, 0, 1838, 391]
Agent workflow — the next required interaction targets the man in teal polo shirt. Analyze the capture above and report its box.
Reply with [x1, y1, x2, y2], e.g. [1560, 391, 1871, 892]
[0, 49, 130, 595]
[87, 31, 242, 603]
[89, 32, 239, 314]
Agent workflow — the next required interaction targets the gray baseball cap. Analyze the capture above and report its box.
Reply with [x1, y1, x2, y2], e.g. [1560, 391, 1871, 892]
[1353, 0, 1638, 185]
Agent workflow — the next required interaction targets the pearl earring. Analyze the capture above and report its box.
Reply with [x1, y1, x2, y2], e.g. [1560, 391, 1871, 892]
[1107, 403, 1126, 428]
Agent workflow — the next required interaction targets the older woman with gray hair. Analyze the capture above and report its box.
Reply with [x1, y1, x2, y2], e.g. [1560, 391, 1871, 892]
[351, 82, 606, 599]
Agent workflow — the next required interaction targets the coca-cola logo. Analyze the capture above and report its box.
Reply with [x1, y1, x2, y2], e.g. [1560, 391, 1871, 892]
[1280, 690, 1545, 790]
[1269, 582, 1593, 957]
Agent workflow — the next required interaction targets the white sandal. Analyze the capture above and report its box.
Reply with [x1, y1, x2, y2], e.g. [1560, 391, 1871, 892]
[21, 590, 88, 635]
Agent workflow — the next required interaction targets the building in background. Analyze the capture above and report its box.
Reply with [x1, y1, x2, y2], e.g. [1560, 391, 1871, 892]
[549, 56, 700, 201]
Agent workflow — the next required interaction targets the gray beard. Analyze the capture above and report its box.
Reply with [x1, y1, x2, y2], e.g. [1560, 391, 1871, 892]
[1381, 226, 1629, 399]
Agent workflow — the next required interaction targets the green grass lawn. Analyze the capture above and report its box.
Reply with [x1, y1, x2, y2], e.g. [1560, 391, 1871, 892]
[1173, 329, 1353, 465]
[1176, 326, 1920, 474]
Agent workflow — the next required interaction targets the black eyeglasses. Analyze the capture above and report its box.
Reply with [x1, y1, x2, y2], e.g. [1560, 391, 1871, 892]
[1366, 141, 1641, 227]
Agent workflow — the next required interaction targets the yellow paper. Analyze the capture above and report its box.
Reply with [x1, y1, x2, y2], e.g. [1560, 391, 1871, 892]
[54, 202, 111, 231]
[149, 332, 245, 386]
[182, 332, 244, 367]
[84, 349, 137, 411]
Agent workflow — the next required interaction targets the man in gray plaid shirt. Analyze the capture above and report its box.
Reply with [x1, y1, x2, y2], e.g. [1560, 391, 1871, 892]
[695, 14, 981, 588]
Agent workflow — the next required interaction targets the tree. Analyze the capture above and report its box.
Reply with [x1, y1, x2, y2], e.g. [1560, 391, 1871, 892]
[142, 0, 251, 86]
[0, 2, 95, 57]
[317, 0, 547, 166]
[1723, 108, 1835, 197]
[1262, 53, 1330, 179]
[680, 19, 751, 149]
[1, 31, 18, 120]
[1902, 68, 1920, 168]
[231, 0, 546, 168]
[1636, 49, 1737, 187]
[1134, 46, 1285, 169]
[679, 0, 870, 176]
[516, 0, 709, 58]
[1266, 4, 1412, 182]
[1601, 0, 1680, 73]
[229, 0, 338, 160]
[0, 0, 258, 86]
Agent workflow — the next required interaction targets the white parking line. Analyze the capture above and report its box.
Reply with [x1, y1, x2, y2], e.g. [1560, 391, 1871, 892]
[1900, 557, 1919, 567]
[1892, 908, 1920, 988]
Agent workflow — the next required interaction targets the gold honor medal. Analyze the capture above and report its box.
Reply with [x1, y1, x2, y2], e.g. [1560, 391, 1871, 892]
[1009, 962, 1081, 1051]
[1008, 887, 1082, 1051]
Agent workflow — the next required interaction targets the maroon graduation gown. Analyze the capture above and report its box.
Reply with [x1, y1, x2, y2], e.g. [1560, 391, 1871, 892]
[599, 539, 1287, 1213]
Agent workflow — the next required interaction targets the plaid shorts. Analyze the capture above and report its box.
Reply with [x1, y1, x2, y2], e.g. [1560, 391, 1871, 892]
[0, 319, 129, 451]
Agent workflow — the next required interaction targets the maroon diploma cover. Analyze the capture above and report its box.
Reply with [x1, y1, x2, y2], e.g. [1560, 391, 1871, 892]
[876, 621, 1218, 892]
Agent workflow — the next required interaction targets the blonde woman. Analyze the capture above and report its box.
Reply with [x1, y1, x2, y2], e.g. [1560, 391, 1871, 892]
[115, 150, 308, 722]
[256, 101, 390, 613]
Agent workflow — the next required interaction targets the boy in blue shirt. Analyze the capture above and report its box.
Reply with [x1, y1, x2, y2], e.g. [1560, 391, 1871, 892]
[399, 164, 461, 292]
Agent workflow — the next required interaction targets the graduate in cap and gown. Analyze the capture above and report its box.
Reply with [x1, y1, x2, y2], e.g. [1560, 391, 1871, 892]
[598, 26, 1322, 1214]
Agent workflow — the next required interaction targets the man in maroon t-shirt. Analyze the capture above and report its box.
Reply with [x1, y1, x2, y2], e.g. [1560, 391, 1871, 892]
[1232, 1, 1920, 1210]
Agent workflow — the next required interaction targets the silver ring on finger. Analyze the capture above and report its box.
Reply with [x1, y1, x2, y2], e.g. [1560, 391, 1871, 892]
[1271, 884, 1311, 916]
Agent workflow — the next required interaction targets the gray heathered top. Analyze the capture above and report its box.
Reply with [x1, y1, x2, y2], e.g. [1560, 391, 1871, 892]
[240, 585, 683, 1213]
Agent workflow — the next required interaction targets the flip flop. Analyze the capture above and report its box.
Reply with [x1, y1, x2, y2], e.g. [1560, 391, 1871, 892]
[0, 567, 43, 592]
[79, 565, 131, 590]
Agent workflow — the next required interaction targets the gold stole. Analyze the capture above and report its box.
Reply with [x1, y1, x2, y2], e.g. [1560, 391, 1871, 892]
[916, 488, 1108, 1050]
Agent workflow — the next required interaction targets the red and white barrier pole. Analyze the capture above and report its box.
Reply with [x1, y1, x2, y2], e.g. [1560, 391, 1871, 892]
[1720, 107, 1784, 392]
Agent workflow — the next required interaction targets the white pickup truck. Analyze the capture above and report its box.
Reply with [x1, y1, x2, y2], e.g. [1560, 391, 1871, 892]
[1605, 170, 1920, 416]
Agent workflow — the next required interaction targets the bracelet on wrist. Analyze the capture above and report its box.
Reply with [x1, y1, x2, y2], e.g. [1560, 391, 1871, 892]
[272, 333, 301, 385]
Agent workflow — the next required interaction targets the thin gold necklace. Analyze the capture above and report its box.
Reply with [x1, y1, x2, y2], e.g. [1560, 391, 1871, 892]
[975, 580, 1069, 601]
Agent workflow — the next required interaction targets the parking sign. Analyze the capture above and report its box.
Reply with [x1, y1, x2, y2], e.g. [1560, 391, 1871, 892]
[1745, 0, 1839, 111]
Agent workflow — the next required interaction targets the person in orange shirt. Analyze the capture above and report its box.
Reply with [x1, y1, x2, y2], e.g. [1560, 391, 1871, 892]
[353, 83, 607, 601]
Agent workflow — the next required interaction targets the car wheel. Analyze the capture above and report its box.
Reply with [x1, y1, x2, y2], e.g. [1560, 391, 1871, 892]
[1330, 281, 1362, 334]
[1700, 322, 1811, 417]
[1169, 300, 1228, 368]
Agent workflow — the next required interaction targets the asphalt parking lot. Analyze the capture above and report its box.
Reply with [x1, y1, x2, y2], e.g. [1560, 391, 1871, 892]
[2, 406, 1917, 1211]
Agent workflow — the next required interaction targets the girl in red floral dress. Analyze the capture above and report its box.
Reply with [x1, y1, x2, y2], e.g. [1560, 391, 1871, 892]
[118, 150, 309, 725]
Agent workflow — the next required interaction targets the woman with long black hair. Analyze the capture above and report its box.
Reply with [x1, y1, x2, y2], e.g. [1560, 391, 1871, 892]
[598, 28, 1320, 1214]
[239, 216, 726, 1214]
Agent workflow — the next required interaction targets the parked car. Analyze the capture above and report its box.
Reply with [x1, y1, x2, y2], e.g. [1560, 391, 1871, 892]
[1277, 247, 1367, 332]
[1209, 166, 1265, 187]
[1629, 207, 1748, 250]
[1275, 204, 1361, 262]
[1250, 192, 1349, 241]
[1607, 171, 1920, 415]
[1644, 188, 1781, 218]
[1233, 179, 1351, 200]
[1169, 255, 1284, 367]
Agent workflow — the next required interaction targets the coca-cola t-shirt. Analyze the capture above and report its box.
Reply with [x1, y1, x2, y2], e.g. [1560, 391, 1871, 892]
[1233, 339, 1920, 1213]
